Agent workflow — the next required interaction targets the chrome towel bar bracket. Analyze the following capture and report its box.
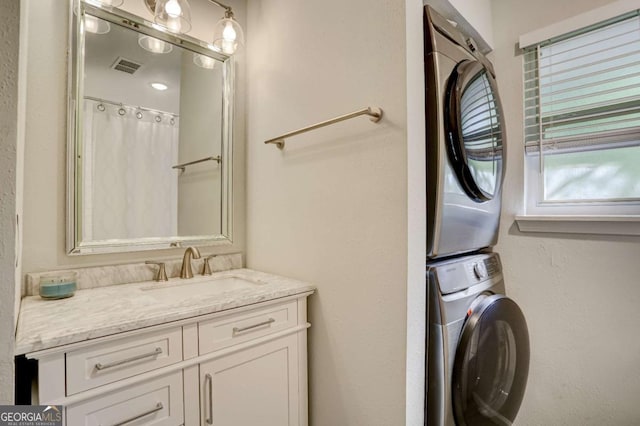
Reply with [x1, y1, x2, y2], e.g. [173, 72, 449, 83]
[264, 106, 384, 149]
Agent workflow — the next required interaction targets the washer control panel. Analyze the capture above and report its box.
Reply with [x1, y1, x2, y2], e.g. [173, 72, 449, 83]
[428, 252, 502, 295]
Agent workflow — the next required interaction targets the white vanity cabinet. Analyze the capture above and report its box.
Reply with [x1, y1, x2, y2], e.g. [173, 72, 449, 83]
[26, 293, 312, 426]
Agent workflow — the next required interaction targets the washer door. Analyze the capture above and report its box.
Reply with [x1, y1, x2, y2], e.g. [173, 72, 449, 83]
[452, 294, 529, 426]
[445, 60, 505, 202]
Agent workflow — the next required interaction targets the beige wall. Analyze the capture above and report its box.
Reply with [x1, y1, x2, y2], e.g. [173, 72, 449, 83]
[449, 0, 493, 47]
[491, 0, 640, 424]
[0, 0, 22, 405]
[245, 0, 420, 424]
[21, 0, 246, 277]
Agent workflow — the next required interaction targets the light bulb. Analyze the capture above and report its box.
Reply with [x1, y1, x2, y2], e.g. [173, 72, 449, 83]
[151, 82, 168, 91]
[222, 21, 237, 42]
[165, 0, 182, 17]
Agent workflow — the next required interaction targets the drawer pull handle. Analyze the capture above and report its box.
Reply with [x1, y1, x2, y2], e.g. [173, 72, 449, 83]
[232, 318, 276, 335]
[111, 402, 163, 426]
[205, 373, 213, 425]
[95, 347, 163, 371]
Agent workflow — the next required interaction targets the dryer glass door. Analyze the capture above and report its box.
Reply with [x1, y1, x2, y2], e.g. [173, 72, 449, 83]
[445, 60, 505, 202]
[452, 295, 529, 426]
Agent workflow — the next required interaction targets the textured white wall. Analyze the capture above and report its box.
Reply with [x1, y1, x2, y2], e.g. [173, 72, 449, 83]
[0, 0, 21, 405]
[21, 0, 246, 277]
[491, 0, 640, 424]
[245, 0, 415, 424]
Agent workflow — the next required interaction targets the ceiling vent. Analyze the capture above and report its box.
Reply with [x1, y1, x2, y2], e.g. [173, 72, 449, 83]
[111, 57, 142, 74]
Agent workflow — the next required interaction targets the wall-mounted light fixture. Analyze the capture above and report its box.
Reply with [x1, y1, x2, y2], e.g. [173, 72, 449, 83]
[207, 0, 244, 55]
[144, 0, 244, 55]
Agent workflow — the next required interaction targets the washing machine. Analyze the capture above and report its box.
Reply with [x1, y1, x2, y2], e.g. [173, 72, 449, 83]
[424, 6, 506, 259]
[426, 252, 529, 425]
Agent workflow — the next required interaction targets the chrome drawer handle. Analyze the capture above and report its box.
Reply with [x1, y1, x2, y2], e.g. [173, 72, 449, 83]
[205, 373, 213, 425]
[110, 402, 163, 426]
[232, 318, 275, 335]
[95, 347, 163, 371]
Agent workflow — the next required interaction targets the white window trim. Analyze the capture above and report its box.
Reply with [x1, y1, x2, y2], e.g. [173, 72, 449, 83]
[519, 0, 640, 49]
[515, 215, 640, 236]
[517, 0, 640, 235]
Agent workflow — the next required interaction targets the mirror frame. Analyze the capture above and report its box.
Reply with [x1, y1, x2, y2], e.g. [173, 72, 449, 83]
[67, 0, 234, 255]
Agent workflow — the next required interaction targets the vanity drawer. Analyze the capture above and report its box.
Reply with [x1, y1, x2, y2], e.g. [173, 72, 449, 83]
[66, 371, 183, 426]
[66, 327, 183, 395]
[198, 300, 297, 355]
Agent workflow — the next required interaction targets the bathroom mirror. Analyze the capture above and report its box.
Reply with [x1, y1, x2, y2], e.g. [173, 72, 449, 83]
[67, 1, 234, 254]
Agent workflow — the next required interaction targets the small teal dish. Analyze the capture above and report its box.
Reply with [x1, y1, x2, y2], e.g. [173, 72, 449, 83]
[39, 271, 77, 300]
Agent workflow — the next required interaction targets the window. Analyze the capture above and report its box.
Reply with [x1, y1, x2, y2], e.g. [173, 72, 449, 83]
[522, 10, 640, 217]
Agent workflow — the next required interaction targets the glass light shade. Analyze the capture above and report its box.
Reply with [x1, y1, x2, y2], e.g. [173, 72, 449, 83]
[193, 53, 216, 69]
[138, 34, 173, 54]
[153, 0, 192, 34]
[84, 15, 111, 34]
[211, 17, 244, 55]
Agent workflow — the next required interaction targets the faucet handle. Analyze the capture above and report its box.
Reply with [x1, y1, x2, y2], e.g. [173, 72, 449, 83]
[146, 261, 168, 282]
[202, 255, 218, 275]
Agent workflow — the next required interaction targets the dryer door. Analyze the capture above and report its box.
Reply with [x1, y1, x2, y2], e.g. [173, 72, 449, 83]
[452, 294, 529, 426]
[445, 60, 505, 202]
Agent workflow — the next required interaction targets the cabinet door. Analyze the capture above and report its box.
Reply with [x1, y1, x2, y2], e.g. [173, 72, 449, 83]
[200, 334, 299, 426]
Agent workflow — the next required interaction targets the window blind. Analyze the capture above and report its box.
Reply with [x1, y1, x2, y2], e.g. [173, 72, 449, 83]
[523, 10, 640, 154]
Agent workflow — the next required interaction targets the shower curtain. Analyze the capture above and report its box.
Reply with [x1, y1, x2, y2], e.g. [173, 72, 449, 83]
[82, 99, 179, 241]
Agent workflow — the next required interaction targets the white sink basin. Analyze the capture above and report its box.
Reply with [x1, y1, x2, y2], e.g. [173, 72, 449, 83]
[141, 276, 264, 298]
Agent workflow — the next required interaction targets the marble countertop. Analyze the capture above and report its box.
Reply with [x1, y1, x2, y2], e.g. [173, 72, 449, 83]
[15, 268, 315, 355]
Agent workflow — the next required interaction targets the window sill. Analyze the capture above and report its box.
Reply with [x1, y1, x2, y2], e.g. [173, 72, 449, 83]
[514, 215, 640, 236]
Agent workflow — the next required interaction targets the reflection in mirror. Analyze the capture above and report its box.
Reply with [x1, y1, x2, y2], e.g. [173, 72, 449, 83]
[68, 2, 233, 254]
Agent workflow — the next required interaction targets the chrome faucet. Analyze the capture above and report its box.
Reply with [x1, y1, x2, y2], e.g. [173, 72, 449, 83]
[180, 247, 201, 279]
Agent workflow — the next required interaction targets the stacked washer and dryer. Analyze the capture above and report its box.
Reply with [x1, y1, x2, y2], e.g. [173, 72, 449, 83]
[424, 6, 530, 426]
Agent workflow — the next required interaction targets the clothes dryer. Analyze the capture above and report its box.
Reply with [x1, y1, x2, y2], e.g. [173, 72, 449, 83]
[424, 6, 506, 259]
[426, 252, 530, 426]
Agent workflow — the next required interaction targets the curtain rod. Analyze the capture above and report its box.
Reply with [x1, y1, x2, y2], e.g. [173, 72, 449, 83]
[84, 96, 179, 118]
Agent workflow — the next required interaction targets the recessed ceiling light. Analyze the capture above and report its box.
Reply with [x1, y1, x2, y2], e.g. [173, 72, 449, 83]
[151, 82, 168, 91]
